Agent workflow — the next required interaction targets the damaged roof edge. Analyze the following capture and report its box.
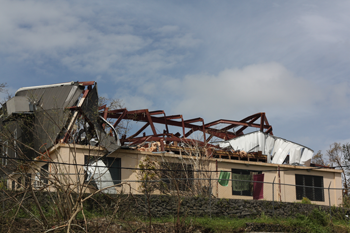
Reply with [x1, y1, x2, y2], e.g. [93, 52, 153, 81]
[218, 130, 314, 166]
[220, 130, 314, 152]
[15, 81, 78, 96]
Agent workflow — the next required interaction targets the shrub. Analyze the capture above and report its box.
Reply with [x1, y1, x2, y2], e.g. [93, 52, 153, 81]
[0, 178, 7, 190]
[308, 207, 330, 227]
[301, 197, 311, 204]
[342, 195, 350, 208]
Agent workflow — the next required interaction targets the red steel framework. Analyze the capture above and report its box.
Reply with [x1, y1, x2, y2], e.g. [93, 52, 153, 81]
[99, 107, 273, 148]
[63, 81, 273, 150]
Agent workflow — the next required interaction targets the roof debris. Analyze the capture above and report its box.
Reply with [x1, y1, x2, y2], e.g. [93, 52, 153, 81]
[218, 131, 314, 166]
[1, 81, 318, 168]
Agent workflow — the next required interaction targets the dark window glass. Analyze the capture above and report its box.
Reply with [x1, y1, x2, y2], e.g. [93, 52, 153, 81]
[295, 174, 324, 201]
[231, 169, 262, 196]
[84, 155, 93, 182]
[105, 157, 121, 185]
[84, 155, 95, 165]
[17, 177, 21, 189]
[41, 164, 49, 185]
[2, 141, 8, 166]
[295, 174, 303, 200]
[314, 176, 324, 201]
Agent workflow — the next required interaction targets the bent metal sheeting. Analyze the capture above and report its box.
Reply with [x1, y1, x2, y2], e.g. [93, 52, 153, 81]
[1, 81, 121, 156]
[219, 131, 314, 166]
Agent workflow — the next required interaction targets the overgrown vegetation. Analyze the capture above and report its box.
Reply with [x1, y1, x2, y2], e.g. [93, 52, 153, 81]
[149, 208, 350, 233]
[312, 142, 350, 195]
[301, 197, 312, 204]
[137, 143, 214, 233]
[2, 199, 349, 233]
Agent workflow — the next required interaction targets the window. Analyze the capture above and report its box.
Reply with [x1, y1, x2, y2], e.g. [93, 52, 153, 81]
[13, 129, 17, 158]
[295, 174, 324, 201]
[17, 177, 21, 189]
[41, 164, 49, 185]
[84, 156, 121, 185]
[84, 155, 91, 182]
[2, 141, 8, 166]
[160, 163, 194, 192]
[34, 173, 41, 189]
[84, 155, 94, 165]
[34, 164, 49, 188]
[232, 169, 262, 196]
[84, 155, 99, 188]
[104, 157, 121, 185]
[25, 174, 31, 187]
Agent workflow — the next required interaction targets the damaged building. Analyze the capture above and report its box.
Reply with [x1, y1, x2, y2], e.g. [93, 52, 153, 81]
[0, 81, 343, 206]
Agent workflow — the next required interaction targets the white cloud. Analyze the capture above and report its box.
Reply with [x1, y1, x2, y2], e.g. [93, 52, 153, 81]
[167, 62, 323, 119]
[118, 94, 154, 111]
[2, 0, 350, 152]
[0, 0, 199, 81]
[299, 14, 346, 43]
[115, 62, 350, 126]
[155, 25, 179, 35]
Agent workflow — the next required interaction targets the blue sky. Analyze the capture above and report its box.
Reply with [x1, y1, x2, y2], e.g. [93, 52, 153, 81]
[1, 0, 350, 153]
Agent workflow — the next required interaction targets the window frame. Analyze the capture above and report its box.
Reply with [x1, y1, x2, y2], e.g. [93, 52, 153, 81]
[17, 176, 22, 189]
[41, 164, 49, 185]
[25, 173, 31, 187]
[2, 141, 8, 166]
[13, 129, 17, 158]
[160, 162, 194, 192]
[295, 174, 324, 202]
[103, 157, 121, 185]
[231, 169, 262, 196]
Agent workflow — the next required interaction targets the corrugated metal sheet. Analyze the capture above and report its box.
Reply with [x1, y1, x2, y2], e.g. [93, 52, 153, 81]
[14, 82, 84, 152]
[33, 109, 70, 152]
[2, 81, 120, 157]
[15, 83, 83, 110]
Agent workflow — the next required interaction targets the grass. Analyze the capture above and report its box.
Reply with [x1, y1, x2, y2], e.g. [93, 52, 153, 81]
[148, 210, 350, 233]
[2, 201, 350, 233]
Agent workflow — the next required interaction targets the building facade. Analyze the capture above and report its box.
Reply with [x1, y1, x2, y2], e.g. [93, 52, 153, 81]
[7, 144, 343, 207]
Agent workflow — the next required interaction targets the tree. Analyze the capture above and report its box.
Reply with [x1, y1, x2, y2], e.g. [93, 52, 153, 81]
[98, 96, 131, 136]
[0, 83, 6, 93]
[137, 141, 213, 232]
[98, 96, 124, 111]
[311, 150, 326, 166]
[0, 83, 13, 105]
[326, 142, 350, 195]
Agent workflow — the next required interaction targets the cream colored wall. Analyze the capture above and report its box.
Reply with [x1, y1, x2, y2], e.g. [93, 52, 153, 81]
[334, 172, 343, 206]
[214, 159, 343, 206]
[51, 144, 106, 193]
[9, 146, 342, 207]
[282, 169, 337, 206]
[111, 151, 144, 194]
[108, 150, 343, 207]
[7, 160, 49, 191]
[109, 150, 215, 195]
[214, 161, 277, 201]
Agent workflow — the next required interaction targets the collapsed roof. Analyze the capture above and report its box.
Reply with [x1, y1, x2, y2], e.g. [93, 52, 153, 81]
[0, 81, 120, 159]
[1, 81, 315, 167]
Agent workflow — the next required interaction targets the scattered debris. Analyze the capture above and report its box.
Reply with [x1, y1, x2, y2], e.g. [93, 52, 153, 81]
[0, 81, 326, 183]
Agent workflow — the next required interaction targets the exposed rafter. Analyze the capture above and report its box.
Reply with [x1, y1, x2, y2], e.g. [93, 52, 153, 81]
[100, 107, 273, 148]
